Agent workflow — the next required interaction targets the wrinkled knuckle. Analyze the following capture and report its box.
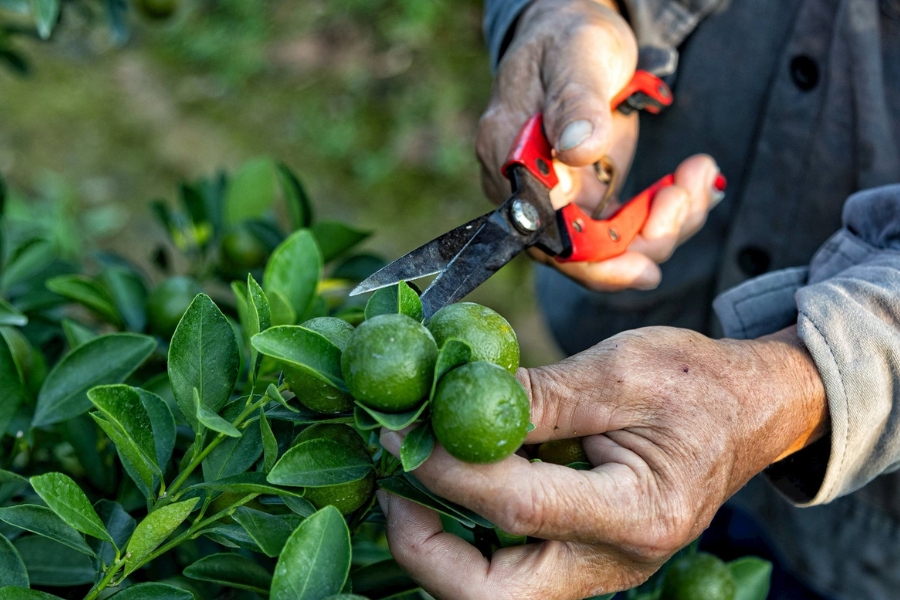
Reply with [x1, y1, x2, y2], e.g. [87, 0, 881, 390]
[497, 487, 545, 536]
[637, 510, 694, 561]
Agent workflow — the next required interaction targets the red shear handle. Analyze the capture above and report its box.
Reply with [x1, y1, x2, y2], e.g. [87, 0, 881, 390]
[501, 70, 672, 189]
[557, 173, 727, 263]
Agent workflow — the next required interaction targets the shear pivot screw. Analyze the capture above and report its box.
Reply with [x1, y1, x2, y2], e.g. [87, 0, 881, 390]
[511, 200, 541, 233]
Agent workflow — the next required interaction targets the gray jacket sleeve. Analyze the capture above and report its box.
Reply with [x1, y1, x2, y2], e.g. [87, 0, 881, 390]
[483, 0, 728, 71]
[714, 184, 900, 506]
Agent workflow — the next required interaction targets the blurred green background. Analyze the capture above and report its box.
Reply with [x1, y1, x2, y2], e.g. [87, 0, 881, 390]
[0, 0, 564, 366]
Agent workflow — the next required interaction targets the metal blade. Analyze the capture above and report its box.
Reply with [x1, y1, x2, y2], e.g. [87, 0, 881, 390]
[419, 209, 528, 319]
[349, 212, 491, 296]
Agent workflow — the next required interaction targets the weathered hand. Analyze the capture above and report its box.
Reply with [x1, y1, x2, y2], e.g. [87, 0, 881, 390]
[479, 0, 721, 291]
[378, 326, 827, 600]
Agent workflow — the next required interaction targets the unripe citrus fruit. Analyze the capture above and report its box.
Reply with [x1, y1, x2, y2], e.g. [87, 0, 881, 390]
[427, 302, 519, 374]
[661, 552, 736, 600]
[294, 423, 374, 515]
[220, 226, 268, 272]
[537, 438, 588, 465]
[341, 314, 437, 413]
[284, 318, 356, 414]
[146, 276, 202, 338]
[432, 361, 530, 463]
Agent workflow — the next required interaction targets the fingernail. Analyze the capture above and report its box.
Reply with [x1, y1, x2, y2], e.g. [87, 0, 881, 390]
[708, 163, 724, 208]
[558, 120, 593, 151]
[381, 430, 402, 455]
[376, 490, 390, 519]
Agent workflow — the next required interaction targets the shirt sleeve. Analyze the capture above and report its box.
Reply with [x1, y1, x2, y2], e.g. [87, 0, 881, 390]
[483, 0, 728, 72]
[714, 183, 900, 506]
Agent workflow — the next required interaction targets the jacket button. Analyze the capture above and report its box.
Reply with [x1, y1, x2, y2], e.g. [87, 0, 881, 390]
[737, 246, 771, 277]
[790, 55, 819, 91]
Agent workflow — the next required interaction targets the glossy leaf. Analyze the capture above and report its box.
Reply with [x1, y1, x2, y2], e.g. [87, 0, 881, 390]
[106, 583, 194, 600]
[29, 0, 59, 39]
[0, 335, 27, 438]
[101, 266, 148, 332]
[400, 423, 435, 472]
[364, 282, 422, 322]
[188, 472, 303, 497]
[61, 319, 96, 349]
[0, 505, 94, 556]
[123, 498, 199, 577]
[263, 230, 322, 325]
[33, 333, 156, 427]
[137, 388, 176, 471]
[194, 388, 241, 437]
[271, 506, 350, 600]
[0, 471, 28, 505]
[310, 221, 370, 263]
[252, 326, 345, 389]
[430, 338, 472, 399]
[277, 163, 313, 231]
[225, 158, 277, 225]
[260, 409, 278, 471]
[91, 412, 155, 497]
[89, 500, 135, 567]
[729, 557, 773, 600]
[184, 553, 273, 595]
[0, 589, 64, 599]
[355, 401, 429, 432]
[0, 239, 54, 292]
[46, 275, 122, 325]
[268, 439, 372, 488]
[88, 385, 160, 473]
[13, 536, 94, 586]
[232, 506, 302, 557]
[266, 405, 354, 425]
[268, 290, 297, 328]
[168, 294, 240, 431]
[265, 383, 298, 413]
[246, 274, 271, 381]
[282, 495, 317, 518]
[351, 559, 420, 599]
[0, 298, 26, 327]
[29, 473, 112, 543]
[202, 418, 263, 482]
[0, 533, 28, 587]
[354, 406, 380, 431]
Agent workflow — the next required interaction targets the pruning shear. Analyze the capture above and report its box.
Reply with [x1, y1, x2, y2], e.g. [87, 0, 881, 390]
[351, 70, 726, 319]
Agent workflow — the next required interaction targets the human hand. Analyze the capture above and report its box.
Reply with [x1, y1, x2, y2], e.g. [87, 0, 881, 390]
[378, 326, 827, 600]
[478, 0, 722, 291]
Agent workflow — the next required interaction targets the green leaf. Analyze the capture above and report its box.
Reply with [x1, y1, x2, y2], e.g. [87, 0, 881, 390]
[282, 495, 317, 518]
[168, 294, 240, 431]
[89, 500, 135, 567]
[0, 589, 63, 599]
[265, 383, 298, 413]
[123, 498, 199, 577]
[29, 0, 59, 39]
[271, 506, 350, 600]
[252, 326, 345, 389]
[350, 559, 420, 599]
[377, 474, 494, 529]
[137, 388, 176, 471]
[246, 274, 271, 382]
[194, 388, 241, 437]
[88, 385, 160, 474]
[263, 230, 322, 325]
[277, 163, 313, 231]
[355, 401, 429, 432]
[268, 439, 373, 488]
[0, 534, 28, 587]
[225, 158, 277, 225]
[101, 266, 149, 332]
[0, 335, 27, 438]
[184, 553, 273, 595]
[202, 418, 263, 482]
[268, 290, 297, 328]
[91, 413, 155, 498]
[430, 338, 472, 399]
[32, 333, 156, 427]
[188, 473, 303, 497]
[232, 506, 302, 557]
[61, 319, 96, 349]
[0, 471, 28, 505]
[310, 221, 370, 263]
[0, 298, 26, 327]
[13, 536, 94, 586]
[729, 556, 772, 600]
[46, 275, 122, 325]
[260, 409, 278, 471]
[322, 596, 371, 600]
[106, 583, 194, 600]
[364, 282, 422, 322]
[400, 423, 435, 472]
[354, 406, 380, 431]
[0, 505, 94, 556]
[29, 473, 112, 543]
[0, 239, 54, 293]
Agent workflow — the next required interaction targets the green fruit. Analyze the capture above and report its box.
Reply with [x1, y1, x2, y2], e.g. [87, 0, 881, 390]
[136, 0, 178, 19]
[427, 302, 520, 374]
[341, 314, 437, 413]
[293, 423, 373, 515]
[537, 438, 588, 466]
[662, 552, 737, 600]
[283, 318, 357, 414]
[220, 226, 268, 272]
[146, 276, 202, 339]
[431, 361, 530, 463]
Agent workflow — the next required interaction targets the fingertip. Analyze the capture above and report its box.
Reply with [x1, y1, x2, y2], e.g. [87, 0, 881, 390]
[380, 429, 403, 456]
